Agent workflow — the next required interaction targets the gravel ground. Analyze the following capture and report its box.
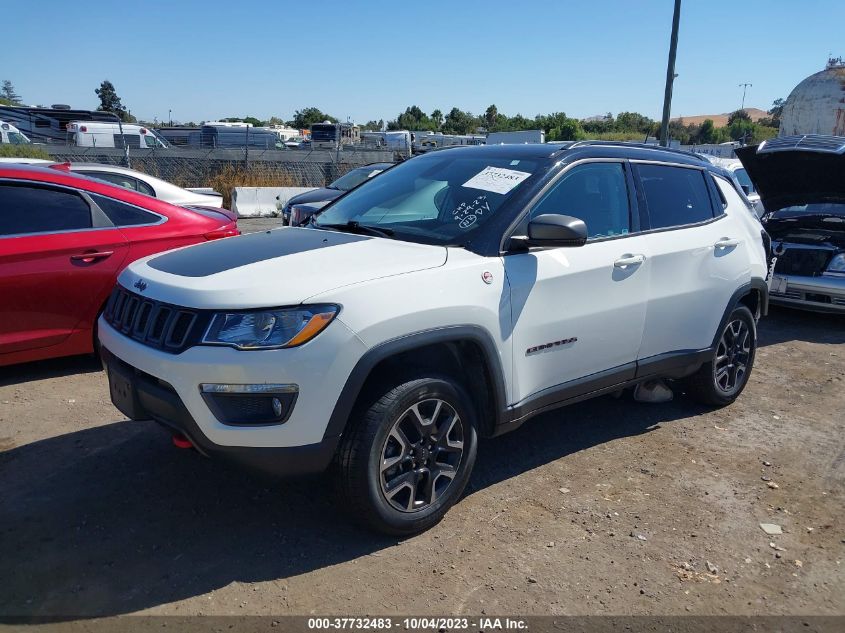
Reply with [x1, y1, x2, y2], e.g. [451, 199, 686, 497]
[0, 225, 843, 618]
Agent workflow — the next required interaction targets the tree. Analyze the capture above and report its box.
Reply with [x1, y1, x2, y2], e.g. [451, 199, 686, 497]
[441, 107, 476, 135]
[95, 80, 135, 122]
[758, 98, 785, 129]
[696, 119, 717, 144]
[430, 109, 443, 129]
[484, 104, 498, 130]
[1, 80, 21, 105]
[727, 109, 752, 126]
[547, 117, 585, 141]
[288, 107, 336, 129]
[615, 111, 654, 134]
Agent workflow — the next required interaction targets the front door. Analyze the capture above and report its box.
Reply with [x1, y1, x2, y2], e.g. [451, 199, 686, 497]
[0, 181, 128, 355]
[505, 161, 650, 406]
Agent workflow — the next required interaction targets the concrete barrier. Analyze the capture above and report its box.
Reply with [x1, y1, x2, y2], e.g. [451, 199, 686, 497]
[231, 186, 317, 218]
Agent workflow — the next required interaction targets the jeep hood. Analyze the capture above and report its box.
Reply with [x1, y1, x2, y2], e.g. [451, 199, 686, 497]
[120, 227, 448, 309]
[735, 143, 845, 212]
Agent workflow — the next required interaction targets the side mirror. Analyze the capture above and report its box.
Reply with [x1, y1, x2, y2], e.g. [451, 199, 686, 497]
[524, 214, 588, 247]
[740, 184, 751, 195]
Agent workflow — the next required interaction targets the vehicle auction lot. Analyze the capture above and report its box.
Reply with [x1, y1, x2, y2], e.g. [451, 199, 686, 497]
[1, 221, 843, 617]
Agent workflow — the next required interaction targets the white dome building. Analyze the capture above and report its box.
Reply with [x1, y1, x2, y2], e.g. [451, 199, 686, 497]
[780, 57, 845, 137]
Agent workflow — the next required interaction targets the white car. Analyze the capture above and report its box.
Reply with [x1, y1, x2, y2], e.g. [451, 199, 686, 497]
[99, 142, 770, 534]
[55, 163, 224, 208]
[706, 156, 763, 217]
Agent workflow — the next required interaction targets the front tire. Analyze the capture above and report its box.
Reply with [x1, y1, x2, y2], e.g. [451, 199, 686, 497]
[334, 376, 478, 535]
[683, 305, 757, 406]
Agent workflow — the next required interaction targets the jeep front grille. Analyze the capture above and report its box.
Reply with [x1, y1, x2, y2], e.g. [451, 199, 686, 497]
[103, 286, 206, 353]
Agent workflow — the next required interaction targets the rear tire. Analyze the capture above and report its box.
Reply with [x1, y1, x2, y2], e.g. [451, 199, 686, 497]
[683, 305, 756, 406]
[334, 375, 478, 535]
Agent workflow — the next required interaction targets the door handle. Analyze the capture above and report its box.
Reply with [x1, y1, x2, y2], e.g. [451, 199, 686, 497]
[71, 250, 114, 263]
[613, 254, 646, 268]
[714, 238, 740, 249]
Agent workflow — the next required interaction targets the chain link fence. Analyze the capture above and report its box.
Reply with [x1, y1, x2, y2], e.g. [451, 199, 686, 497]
[44, 146, 398, 189]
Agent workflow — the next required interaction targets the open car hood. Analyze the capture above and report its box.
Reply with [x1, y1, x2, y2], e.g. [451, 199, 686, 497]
[735, 136, 845, 212]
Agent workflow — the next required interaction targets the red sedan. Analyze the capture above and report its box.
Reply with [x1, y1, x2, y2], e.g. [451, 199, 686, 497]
[0, 164, 239, 367]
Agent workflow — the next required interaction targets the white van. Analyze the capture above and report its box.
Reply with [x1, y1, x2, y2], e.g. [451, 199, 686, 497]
[66, 121, 169, 149]
[0, 120, 32, 145]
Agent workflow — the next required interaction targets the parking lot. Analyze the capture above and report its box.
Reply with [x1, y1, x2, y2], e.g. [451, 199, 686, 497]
[1, 212, 842, 618]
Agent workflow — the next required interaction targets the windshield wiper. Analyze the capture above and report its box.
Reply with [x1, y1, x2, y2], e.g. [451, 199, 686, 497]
[313, 220, 394, 238]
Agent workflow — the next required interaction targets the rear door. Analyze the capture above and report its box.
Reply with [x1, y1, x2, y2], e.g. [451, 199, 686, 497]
[634, 163, 743, 360]
[0, 181, 129, 355]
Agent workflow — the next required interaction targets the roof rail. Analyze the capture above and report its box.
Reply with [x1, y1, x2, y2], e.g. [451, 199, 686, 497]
[566, 139, 707, 161]
[757, 134, 845, 155]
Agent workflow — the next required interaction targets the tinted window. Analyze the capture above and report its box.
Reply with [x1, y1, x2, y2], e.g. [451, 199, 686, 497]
[136, 179, 156, 197]
[91, 194, 159, 226]
[0, 184, 92, 236]
[638, 164, 714, 229]
[734, 168, 756, 194]
[80, 170, 138, 191]
[531, 162, 631, 239]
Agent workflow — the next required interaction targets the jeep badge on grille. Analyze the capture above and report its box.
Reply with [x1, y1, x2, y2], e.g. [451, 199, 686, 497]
[133, 279, 147, 292]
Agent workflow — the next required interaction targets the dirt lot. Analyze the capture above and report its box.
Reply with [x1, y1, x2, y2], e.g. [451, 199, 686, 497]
[1, 223, 843, 618]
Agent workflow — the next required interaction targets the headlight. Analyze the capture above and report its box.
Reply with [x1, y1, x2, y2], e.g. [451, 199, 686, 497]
[202, 305, 338, 350]
[827, 253, 845, 273]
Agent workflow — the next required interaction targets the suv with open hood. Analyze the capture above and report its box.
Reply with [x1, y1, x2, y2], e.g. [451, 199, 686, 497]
[737, 135, 845, 313]
[99, 142, 769, 534]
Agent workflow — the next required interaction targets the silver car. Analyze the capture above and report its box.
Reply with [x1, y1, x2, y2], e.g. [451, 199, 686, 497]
[737, 135, 845, 313]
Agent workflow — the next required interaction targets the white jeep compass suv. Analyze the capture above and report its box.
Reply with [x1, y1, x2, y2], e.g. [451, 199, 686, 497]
[99, 142, 770, 534]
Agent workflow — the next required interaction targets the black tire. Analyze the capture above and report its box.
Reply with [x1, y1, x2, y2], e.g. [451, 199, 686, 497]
[334, 375, 478, 535]
[683, 305, 757, 406]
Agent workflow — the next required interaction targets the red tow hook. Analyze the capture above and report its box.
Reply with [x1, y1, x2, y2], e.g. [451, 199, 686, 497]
[172, 434, 193, 449]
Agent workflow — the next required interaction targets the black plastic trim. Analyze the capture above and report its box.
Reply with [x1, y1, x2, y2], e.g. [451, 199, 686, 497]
[324, 325, 508, 441]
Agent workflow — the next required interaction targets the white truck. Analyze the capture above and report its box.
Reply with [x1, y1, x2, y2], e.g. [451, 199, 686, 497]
[486, 130, 545, 144]
[0, 120, 31, 145]
[66, 121, 169, 148]
[100, 141, 769, 535]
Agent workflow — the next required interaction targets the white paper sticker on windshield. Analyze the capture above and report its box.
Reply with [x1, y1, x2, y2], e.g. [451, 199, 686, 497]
[462, 166, 531, 195]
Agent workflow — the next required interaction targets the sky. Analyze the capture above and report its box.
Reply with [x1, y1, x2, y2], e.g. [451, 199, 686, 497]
[2, 0, 842, 125]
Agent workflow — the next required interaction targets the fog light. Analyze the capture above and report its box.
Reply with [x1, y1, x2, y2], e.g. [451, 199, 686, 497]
[199, 384, 298, 426]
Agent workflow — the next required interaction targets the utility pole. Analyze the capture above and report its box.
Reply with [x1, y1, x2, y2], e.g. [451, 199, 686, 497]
[659, 0, 682, 147]
[738, 83, 752, 111]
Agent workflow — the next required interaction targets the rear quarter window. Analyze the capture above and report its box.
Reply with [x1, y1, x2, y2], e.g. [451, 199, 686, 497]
[91, 193, 161, 226]
[637, 164, 714, 230]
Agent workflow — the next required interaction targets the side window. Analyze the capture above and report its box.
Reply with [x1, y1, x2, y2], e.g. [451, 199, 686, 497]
[637, 164, 714, 229]
[530, 162, 631, 239]
[0, 184, 92, 236]
[90, 193, 160, 226]
[136, 179, 156, 197]
[80, 170, 138, 191]
[113, 134, 142, 149]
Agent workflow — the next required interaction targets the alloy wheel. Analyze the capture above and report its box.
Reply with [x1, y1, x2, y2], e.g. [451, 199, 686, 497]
[713, 318, 752, 394]
[379, 398, 464, 513]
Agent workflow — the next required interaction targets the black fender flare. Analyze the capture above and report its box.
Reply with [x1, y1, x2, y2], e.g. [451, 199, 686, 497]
[710, 278, 769, 351]
[323, 325, 508, 441]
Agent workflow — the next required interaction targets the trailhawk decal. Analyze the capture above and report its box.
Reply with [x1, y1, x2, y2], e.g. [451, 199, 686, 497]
[526, 337, 578, 356]
[147, 228, 369, 277]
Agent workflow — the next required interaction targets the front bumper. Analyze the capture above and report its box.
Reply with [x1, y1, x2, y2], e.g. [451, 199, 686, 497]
[98, 314, 368, 476]
[770, 273, 845, 313]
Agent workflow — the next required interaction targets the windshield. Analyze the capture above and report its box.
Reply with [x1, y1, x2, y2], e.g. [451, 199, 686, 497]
[330, 166, 384, 191]
[314, 153, 541, 245]
[776, 203, 845, 216]
[734, 168, 756, 194]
